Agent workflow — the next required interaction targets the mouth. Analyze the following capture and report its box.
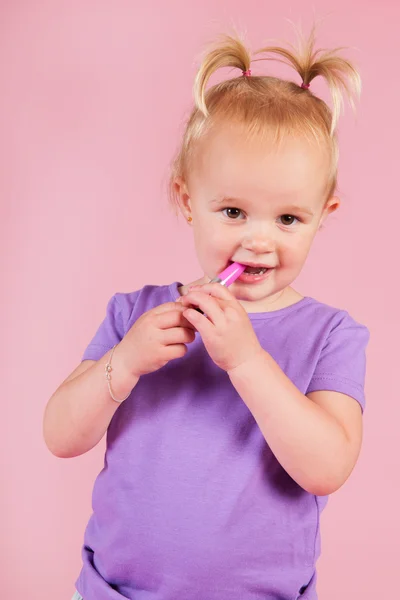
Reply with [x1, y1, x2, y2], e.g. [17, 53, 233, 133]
[226, 261, 276, 284]
[243, 266, 268, 276]
[240, 262, 275, 275]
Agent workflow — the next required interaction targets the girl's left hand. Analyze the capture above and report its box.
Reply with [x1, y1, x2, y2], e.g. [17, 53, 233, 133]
[177, 283, 263, 372]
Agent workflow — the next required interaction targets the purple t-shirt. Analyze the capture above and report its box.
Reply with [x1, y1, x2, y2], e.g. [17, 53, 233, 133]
[75, 282, 369, 600]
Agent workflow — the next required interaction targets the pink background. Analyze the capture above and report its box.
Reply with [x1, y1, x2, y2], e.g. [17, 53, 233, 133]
[2, 1, 397, 598]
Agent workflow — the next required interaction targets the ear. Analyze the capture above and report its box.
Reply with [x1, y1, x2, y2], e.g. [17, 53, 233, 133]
[319, 196, 340, 228]
[174, 176, 192, 221]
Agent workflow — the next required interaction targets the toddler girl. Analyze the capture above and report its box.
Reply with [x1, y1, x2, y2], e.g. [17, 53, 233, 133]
[44, 27, 369, 600]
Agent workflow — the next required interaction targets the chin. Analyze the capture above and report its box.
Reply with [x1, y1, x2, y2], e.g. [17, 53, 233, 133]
[232, 284, 271, 300]
[234, 277, 290, 301]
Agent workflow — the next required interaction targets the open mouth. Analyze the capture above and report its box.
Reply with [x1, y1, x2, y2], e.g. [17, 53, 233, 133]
[236, 263, 275, 284]
[243, 266, 269, 275]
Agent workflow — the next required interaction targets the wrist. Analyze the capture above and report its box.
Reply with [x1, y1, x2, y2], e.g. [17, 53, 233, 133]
[227, 347, 266, 380]
[106, 343, 139, 402]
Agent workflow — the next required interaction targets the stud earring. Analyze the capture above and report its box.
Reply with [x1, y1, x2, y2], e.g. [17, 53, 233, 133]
[187, 216, 193, 223]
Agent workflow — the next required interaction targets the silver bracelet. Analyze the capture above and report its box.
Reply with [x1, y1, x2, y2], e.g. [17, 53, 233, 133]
[105, 344, 131, 403]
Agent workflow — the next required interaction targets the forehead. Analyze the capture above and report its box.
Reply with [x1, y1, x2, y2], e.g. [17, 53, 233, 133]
[191, 122, 330, 202]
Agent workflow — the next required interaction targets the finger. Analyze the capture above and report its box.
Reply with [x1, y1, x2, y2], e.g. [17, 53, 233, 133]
[156, 306, 194, 330]
[176, 310, 198, 330]
[180, 291, 226, 326]
[152, 301, 186, 315]
[182, 307, 217, 342]
[163, 343, 188, 361]
[188, 282, 236, 303]
[163, 326, 196, 346]
[176, 296, 204, 315]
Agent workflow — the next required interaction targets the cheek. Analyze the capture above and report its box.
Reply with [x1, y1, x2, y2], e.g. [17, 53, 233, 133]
[280, 232, 315, 263]
[193, 217, 234, 251]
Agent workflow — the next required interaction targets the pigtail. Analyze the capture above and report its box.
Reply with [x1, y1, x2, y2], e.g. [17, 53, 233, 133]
[194, 35, 252, 117]
[256, 26, 361, 133]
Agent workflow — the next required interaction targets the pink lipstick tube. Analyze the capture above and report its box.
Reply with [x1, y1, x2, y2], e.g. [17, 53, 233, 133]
[193, 262, 245, 314]
[209, 262, 246, 286]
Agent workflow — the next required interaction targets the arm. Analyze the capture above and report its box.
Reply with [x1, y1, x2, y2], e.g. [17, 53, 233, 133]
[43, 346, 139, 458]
[43, 300, 196, 459]
[179, 283, 367, 497]
[228, 350, 363, 496]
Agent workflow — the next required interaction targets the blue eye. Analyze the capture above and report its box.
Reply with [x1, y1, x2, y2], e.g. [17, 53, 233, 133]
[278, 215, 299, 226]
[222, 207, 244, 220]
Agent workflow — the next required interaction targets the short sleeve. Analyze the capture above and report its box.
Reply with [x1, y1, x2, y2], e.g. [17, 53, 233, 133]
[306, 313, 370, 412]
[81, 294, 126, 362]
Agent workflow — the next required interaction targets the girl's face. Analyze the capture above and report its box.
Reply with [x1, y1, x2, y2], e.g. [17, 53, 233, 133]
[176, 122, 339, 311]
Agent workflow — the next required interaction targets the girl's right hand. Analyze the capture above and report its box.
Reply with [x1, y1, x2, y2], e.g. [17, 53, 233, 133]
[115, 302, 197, 379]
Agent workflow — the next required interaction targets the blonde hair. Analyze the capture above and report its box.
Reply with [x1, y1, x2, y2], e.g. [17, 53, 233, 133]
[169, 26, 361, 208]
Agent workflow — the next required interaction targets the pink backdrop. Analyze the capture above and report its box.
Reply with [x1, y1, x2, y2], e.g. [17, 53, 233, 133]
[2, 1, 397, 598]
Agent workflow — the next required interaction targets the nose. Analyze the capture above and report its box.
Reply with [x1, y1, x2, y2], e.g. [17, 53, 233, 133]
[241, 233, 276, 254]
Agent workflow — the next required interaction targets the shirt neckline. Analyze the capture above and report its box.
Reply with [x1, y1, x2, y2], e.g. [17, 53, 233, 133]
[168, 281, 314, 320]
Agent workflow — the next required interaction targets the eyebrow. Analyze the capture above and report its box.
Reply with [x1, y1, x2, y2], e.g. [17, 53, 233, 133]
[282, 204, 315, 217]
[210, 197, 315, 217]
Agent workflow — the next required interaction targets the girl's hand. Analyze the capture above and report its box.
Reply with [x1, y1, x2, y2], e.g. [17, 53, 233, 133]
[117, 302, 196, 379]
[177, 283, 263, 372]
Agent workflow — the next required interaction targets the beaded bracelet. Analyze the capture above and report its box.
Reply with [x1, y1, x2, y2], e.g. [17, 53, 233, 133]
[105, 344, 131, 403]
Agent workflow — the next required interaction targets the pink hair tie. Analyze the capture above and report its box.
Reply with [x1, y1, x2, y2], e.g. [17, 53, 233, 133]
[242, 69, 252, 77]
[301, 82, 310, 90]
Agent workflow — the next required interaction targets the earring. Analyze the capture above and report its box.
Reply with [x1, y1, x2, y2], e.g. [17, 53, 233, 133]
[187, 216, 193, 223]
